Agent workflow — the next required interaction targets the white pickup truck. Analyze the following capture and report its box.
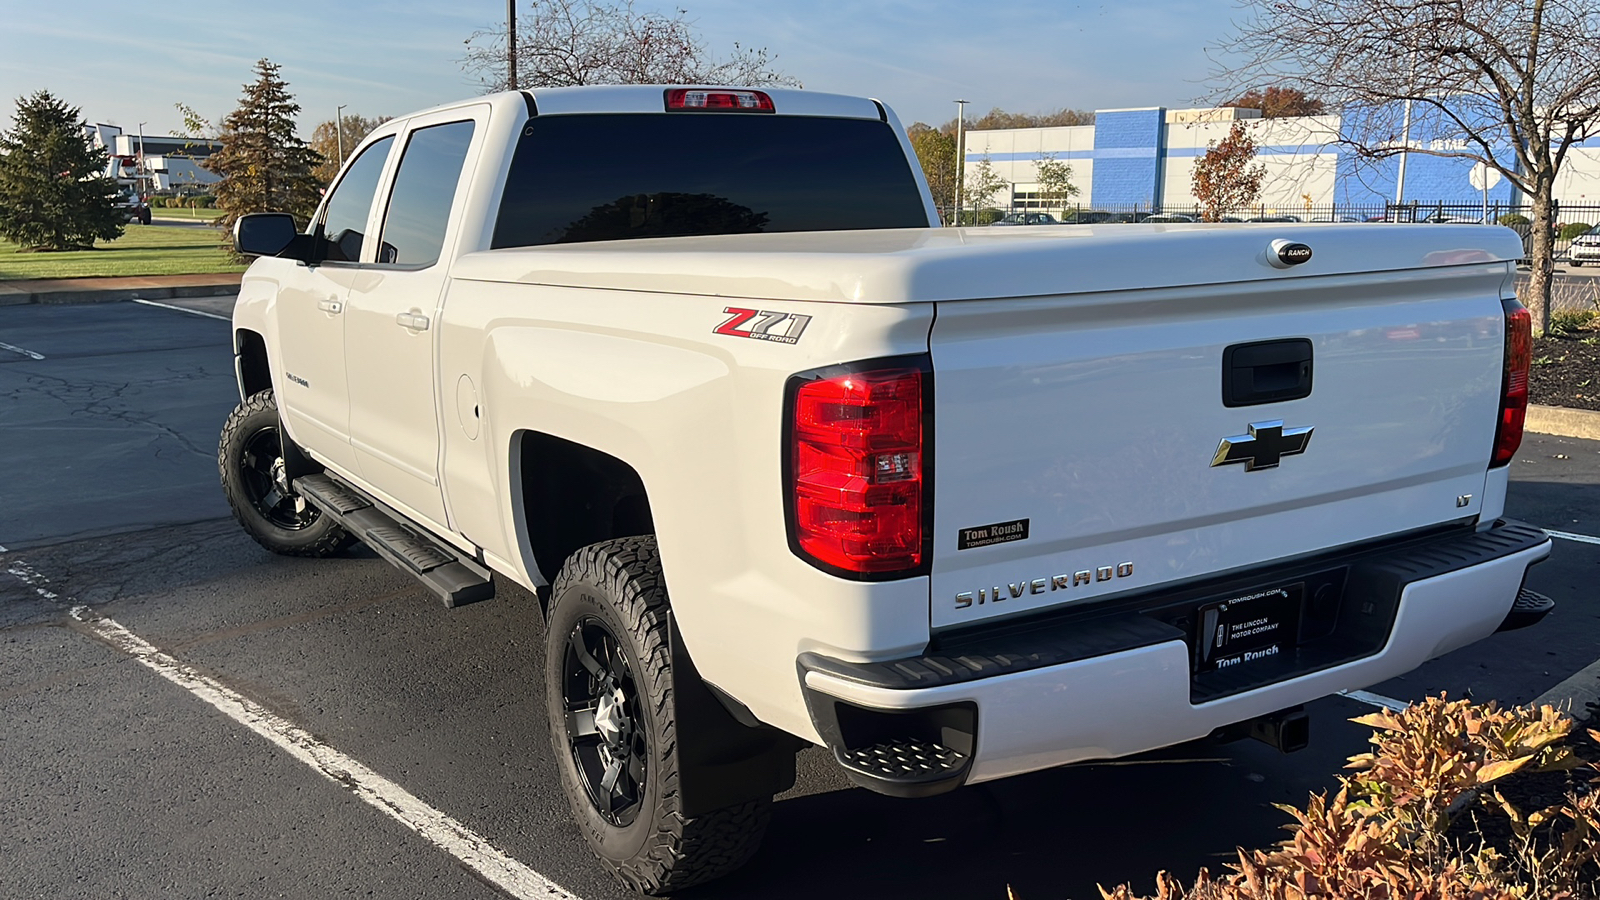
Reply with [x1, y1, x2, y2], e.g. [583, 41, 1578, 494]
[221, 85, 1552, 893]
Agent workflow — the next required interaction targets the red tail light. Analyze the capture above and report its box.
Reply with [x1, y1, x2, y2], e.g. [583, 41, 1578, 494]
[1492, 298, 1531, 467]
[787, 359, 929, 577]
[664, 88, 775, 112]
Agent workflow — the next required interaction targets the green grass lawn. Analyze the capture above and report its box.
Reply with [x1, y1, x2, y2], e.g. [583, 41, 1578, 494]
[152, 207, 225, 222]
[0, 224, 247, 280]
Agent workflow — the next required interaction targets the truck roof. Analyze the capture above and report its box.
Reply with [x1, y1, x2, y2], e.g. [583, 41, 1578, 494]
[395, 86, 886, 124]
[451, 224, 1525, 304]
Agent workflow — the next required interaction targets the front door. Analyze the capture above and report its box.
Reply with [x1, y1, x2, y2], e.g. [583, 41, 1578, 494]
[273, 134, 395, 474]
[344, 109, 484, 532]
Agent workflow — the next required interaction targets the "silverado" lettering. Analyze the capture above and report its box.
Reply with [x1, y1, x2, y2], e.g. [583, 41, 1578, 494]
[955, 561, 1134, 608]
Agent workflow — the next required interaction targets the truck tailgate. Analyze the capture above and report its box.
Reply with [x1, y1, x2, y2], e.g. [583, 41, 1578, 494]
[928, 263, 1510, 629]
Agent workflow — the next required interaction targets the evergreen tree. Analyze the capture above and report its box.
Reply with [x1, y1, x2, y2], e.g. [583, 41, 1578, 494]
[0, 91, 124, 251]
[204, 59, 324, 233]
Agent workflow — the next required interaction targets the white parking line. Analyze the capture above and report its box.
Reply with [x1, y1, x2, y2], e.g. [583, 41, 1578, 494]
[5, 561, 59, 601]
[1338, 689, 1410, 712]
[130, 297, 231, 322]
[68, 606, 578, 900]
[0, 340, 45, 360]
[1547, 529, 1600, 546]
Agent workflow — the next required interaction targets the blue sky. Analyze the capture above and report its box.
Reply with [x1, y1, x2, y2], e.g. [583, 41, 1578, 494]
[0, 0, 1244, 138]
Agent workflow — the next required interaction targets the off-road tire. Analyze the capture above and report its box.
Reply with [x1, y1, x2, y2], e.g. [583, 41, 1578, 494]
[546, 536, 771, 894]
[218, 389, 352, 557]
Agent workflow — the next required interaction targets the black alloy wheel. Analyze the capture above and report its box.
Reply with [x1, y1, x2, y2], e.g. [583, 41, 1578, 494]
[237, 424, 318, 530]
[561, 616, 649, 827]
[218, 389, 352, 557]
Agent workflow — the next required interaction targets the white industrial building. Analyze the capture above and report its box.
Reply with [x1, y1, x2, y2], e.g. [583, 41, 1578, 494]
[83, 123, 221, 192]
[965, 104, 1600, 216]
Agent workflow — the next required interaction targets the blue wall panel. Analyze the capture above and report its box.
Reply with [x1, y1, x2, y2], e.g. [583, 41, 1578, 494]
[1092, 109, 1163, 207]
[1335, 102, 1518, 207]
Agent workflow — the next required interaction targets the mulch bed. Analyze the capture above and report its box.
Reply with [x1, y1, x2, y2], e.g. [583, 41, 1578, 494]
[1531, 329, 1600, 412]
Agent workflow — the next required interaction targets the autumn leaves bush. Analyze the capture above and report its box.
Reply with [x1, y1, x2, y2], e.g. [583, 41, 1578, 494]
[1100, 696, 1600, 899]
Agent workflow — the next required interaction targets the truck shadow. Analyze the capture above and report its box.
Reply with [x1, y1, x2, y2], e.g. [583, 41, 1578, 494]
[694, 702, 1374, 900]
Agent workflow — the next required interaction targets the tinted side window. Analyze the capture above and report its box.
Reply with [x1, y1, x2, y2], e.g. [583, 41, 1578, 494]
[377, 121, 476, 267]
[493, 115, 928, 248]
[319, 136, 393, 262]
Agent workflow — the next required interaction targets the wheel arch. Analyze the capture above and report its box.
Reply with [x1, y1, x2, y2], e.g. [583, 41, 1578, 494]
[514, 430, 656, 594]
[234, 328, 271, 401]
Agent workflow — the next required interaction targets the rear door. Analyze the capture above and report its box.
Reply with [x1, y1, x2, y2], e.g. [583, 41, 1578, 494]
[343, 107, 485, 533]
[926, 265, 1507, 629]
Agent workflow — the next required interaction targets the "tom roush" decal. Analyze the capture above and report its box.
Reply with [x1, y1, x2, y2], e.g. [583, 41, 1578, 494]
[713, 307, 812, 344]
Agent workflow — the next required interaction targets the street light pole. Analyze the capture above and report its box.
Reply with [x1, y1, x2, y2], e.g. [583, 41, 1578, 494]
[507, 0, 518, 90]
[335, 104, 347, 164]
[1394, 38, 1419, 217]
[953, 99, 968, 226]
[136, 121, 147, 199]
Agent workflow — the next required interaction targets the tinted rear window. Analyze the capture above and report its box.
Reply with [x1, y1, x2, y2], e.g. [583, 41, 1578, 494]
[492, 114, 927, 248]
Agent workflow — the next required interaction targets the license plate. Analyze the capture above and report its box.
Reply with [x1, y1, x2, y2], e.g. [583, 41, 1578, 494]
[1194, 584, 1303, 673]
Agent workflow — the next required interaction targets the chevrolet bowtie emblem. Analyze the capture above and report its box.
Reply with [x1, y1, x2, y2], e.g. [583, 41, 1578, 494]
[1211, 420, 1314, 471]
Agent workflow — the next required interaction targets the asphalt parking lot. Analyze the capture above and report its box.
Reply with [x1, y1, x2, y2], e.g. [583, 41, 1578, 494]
[2, 298, 1597, 900]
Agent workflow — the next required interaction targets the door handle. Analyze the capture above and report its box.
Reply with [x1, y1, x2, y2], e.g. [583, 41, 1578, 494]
[317, 297, 343, 314]
[396, 310, 431, 332]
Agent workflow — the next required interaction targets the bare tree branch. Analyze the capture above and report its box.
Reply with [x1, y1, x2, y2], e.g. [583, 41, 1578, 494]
[461, 0, 800, 90]
[1212, 0, 1600, 322]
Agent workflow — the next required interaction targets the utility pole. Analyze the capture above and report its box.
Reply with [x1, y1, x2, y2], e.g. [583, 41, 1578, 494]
[953, 99, 968, 227]
[335, 104, 347, 164]
[507, 0, 518, 90]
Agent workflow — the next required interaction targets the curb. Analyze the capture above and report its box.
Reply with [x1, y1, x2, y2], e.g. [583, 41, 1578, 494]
[1533, 656, 1600, 719]
[0, 280, 240, 307]
[1525, 404, 1600, 441]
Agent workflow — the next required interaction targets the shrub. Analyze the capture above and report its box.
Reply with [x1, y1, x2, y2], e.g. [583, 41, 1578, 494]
[1549, 309, 1599, 337]
[1559, 222, 1594, 242]
[1099, 695, 1600, 900]
[1498, 213, 1530, 227]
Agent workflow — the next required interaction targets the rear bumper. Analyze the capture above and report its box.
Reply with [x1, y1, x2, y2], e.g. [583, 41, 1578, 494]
[800, 520, 1550, 792]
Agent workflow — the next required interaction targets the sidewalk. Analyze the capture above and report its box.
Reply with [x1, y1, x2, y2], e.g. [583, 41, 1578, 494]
[0, 272, 243, 306]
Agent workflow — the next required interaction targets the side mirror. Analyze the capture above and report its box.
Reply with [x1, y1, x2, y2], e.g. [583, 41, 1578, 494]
[234, 213, 308, 260]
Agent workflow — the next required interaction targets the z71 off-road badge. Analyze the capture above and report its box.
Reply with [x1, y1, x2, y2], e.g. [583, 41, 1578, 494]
[713, 307, 812, 345]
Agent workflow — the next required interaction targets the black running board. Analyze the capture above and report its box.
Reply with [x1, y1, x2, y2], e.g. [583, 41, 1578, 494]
[295, 474, 494, 608]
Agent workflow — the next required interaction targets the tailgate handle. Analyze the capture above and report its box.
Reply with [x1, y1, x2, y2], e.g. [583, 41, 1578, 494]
[1223, 339, 1313, 407]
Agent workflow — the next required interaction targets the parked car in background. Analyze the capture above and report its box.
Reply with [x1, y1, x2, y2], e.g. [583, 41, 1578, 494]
[1568, 225, 1600, 266]
[1247, 214, 1303, 223]
[1311, 215, 1364, 223]
[991, 212, 1061, 226]
[1060, 210, 1151, 224]
[1145, 213, 1196, 223]
[114, 182, 151, 226]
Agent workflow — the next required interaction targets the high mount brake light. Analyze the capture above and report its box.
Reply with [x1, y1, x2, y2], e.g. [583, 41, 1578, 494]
[1492, 298, 1531, 468]
[664, 89, 776, 113]
[786, 360, 930, 578]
